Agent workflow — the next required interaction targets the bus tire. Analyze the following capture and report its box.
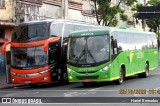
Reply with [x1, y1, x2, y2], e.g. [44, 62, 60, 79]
[115, 68, 124, 85]
[138, 64, 149, 78]
[61, 72, 68, 84]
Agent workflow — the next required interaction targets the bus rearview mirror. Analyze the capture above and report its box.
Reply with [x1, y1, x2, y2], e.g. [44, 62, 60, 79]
[113, 39, 117, 48]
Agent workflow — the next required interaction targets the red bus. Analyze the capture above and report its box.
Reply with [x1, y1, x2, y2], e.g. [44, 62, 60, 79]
[1, 19, 102, 85]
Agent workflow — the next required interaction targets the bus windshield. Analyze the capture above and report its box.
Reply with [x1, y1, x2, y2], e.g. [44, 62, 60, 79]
[12, 23, 50, 42]
[11, 46, 48, 69]
[68, 35, 110, 65]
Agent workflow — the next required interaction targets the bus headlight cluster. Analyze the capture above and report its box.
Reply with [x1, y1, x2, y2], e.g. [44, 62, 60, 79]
[10, 71, 16, 75]
[39, 70, 49, 74]
[10, 69, 49, 78]
[27, 73, 40, 77]
[100, 64, 111, 72]
[67, 68, 74, 73]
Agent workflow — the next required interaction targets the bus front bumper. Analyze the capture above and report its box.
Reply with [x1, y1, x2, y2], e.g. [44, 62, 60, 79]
[67, 69, 119, 83]
[10, 66, 52, 84]
[11, 72, 51, 84]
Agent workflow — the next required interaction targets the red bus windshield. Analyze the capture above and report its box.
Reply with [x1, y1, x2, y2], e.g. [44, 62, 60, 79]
[11, 46, 48, 69]
[12, 23, 50, 42]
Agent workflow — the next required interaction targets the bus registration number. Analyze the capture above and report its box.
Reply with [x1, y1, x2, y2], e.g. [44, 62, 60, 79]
[84, 79, 92, 82]
[24, 81, 32, 83]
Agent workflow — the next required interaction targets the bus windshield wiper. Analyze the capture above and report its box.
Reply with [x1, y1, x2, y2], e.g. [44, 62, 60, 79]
[75, 50, 85, 64]
[87, 50, 97, 63]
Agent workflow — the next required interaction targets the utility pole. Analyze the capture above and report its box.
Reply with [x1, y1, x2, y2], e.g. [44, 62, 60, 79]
[61, 0, 68, 19]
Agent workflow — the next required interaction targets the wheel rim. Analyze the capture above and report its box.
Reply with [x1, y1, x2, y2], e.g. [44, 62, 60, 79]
[63, 73, 68, 81]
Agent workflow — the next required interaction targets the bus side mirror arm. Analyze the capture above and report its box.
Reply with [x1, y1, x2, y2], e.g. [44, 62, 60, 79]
[44, 37, 60, 52]
[1, 42, 10, 56]
[111, 38, 118, 54]
[113, 39, 118, 48]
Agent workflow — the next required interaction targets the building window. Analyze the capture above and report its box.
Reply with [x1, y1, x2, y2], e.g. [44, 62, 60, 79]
[0, 0, 5, 8]
[0, 29, 5, 39]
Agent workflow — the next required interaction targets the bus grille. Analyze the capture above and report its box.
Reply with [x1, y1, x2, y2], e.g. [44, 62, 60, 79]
[77, 71, 98, 74]
[76, 76, 99, 80]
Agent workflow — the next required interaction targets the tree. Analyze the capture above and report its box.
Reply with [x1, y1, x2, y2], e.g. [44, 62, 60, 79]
[91, 0, 137, 26]
[132, 0, 160, 46]
[146, 0, 160, 41]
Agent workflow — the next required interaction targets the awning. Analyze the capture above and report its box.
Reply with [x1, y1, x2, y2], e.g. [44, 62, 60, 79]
[0, 22, 15, 27]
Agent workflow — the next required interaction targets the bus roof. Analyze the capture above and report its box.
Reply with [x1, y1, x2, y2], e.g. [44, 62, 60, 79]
[69, 28, 111, 37]
[69, 27, 156, 37]
[17, 19, 100, 26]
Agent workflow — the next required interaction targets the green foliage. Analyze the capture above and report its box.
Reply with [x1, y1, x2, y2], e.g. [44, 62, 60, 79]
[132, 3, 143, 11]
[91, 0, 137, 26]
[120, 14, 128, 21]
[146, 0, 160, 39]
[126, 0, 138, 6]
[112, 18, 118, 26]
[147, 0, 160, 6]
[132, 0, 160, 39]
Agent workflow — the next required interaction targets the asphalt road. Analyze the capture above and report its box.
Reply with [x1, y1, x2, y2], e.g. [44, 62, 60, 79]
[0, 68, 160, 106]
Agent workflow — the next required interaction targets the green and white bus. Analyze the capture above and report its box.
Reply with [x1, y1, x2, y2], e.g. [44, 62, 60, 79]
[67, 28, 158, 85]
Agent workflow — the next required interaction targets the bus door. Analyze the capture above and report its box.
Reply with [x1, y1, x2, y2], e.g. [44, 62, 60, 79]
[49, 43, 60, 81]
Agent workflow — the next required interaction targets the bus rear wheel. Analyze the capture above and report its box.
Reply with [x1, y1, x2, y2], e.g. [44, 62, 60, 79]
[115, 68, 124, 85]
[138, 64, 149, 78]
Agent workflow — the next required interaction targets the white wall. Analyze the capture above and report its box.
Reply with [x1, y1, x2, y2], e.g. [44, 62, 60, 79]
[39, 3, 61, 19]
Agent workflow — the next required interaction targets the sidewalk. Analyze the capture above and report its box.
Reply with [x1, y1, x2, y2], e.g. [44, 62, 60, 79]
[0, 75, 21, 89]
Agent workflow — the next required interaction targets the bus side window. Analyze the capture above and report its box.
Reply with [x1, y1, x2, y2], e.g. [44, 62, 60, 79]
[126, 32, 135, 50]
[139, 34, 146, 50]
[134, 34, 138, 50]
[147, 34, 152, 49]
[118, 32, 128, 51]
[151, 35, 157, 49]
[50, 23, 63, 37]
[63, 23, 75, 37]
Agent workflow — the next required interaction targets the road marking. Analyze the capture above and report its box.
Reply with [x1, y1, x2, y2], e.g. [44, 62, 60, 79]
[64, 91, 96, 97]
[90, 87, 104, 91]
[31, 89, 119, 92]
[133, 94, 140, 97]
[33, 92, 39, 94]
[4, 93, 16, 97]
[151, 72, 160, 75]
[154, 86, 160, 90]
[0, 89, 119, 92]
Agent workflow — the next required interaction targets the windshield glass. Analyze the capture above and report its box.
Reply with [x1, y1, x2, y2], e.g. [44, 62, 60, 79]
[68, 35, 110, 65]
[12, 23, 50, 42]
[11, 46, 48, 69]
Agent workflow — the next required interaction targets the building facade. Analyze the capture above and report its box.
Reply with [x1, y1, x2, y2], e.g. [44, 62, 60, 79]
[0, 0, 97, 50]
[0, 0, 148, 50]
[0, 0, 15, 49]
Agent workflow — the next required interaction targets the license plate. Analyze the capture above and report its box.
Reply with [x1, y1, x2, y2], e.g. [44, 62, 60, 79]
[83, 79, 92, 82]
[24, 81, 31, 83]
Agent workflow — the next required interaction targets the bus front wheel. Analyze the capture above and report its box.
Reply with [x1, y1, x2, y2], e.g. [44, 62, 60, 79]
[115, 68, 124, 85]
[61, 72, 68, 84]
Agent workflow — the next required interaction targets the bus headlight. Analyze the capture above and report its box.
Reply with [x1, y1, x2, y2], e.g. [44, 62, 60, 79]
[101, 64, 111, 71]
[39, 70, 49, 74]
[67, 68, 74, 73]
[10, 71, 16, 75]
[27, 73, 40, 77]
